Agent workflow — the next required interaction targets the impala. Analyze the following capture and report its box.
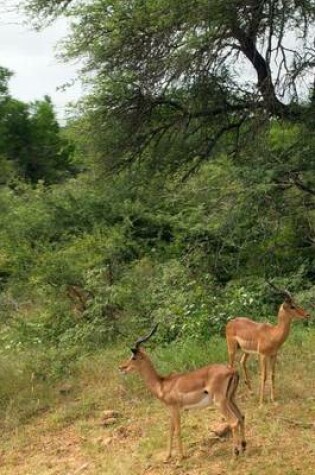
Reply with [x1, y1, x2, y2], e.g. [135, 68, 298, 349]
[119, 324, 246, 461]
[226, 284, 310, 405]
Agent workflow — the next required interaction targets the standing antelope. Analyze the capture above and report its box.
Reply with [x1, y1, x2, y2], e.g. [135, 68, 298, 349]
[119, 324, 246, 461]
[226, 285, 310, 405]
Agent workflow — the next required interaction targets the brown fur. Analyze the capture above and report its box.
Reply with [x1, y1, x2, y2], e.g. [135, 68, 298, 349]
[226, 299, 310, 404]
[119, 348, 245, 461]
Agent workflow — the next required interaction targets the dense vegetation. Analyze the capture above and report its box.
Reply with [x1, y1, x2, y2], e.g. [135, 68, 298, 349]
[0, 5, 314, 473]
[0, 1, 314, 359]
[0, 67, 75, 184]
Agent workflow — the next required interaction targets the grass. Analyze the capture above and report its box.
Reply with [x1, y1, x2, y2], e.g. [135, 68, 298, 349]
[0, 328, 314, 474]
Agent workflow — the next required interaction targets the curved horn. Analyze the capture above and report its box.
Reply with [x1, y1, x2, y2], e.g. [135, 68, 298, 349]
[267, 281, 292, 301]
[282, 289, 293, 302]
[133, 323, 159, 350]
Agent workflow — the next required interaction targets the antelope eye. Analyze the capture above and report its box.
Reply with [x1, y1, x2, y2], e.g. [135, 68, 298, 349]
[290, 305, 295, 309]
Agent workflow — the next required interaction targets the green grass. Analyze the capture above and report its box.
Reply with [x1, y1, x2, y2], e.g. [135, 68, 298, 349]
[0, 329, 314, 474]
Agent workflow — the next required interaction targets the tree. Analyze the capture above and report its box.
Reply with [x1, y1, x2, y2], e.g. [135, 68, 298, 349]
[23, 1, 315, 174]
[0, 66, 13, 101]
[26, 96, 75, 183]
[22, 1, 314, 284]
[0, 68, 75, 184]
[0, 68, 32, 182]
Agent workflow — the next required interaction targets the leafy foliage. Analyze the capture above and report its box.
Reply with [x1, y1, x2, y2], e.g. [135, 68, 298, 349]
[0, 3, 314, 354]
[0, 73, 75, 184]
[24, 0, 315, 177]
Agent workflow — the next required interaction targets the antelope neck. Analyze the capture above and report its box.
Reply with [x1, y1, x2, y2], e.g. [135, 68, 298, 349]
[138, 356, 163, 398]
[272, 305, 292, 346]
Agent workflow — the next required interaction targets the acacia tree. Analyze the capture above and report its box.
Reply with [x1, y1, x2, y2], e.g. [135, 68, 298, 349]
[24, 1, 315, 177]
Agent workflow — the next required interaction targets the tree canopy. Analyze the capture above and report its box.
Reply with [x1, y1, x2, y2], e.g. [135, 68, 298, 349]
[0, 69, 75, 184]
[24, 1, 315, 172]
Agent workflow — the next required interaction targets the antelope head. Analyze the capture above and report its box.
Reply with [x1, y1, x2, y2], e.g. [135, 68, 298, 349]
[268, 281, 310, 320]
[119, 324, 158, 374]
[282, 292, 310, 320]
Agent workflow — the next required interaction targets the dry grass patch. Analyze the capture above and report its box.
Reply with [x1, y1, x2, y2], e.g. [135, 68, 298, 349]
[0, 331, 314, 474]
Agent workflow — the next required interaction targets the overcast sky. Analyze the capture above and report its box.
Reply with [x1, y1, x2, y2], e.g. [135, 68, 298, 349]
[0, 1, 82, 122]
[0, 1, 312, 125]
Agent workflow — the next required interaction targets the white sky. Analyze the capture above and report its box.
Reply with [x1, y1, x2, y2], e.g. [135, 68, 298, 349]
[0, 1, 82, 123]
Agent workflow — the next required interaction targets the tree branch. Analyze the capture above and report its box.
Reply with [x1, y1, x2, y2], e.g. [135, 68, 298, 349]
[232, 23, 290, 117]
[181, 118, 246, 181]
[291, 176, 315, 197]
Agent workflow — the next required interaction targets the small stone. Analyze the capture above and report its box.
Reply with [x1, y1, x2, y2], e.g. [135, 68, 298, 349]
[102, 437, 113, 446]
[74, 463, 89, 473]
[100, 417, 118, 426]
[102, 410, 120, 419]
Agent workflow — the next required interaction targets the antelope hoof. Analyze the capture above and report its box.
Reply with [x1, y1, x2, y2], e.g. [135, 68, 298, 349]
[163, 453, 172, 463]
[241, 441, 247, 452]
[234, 447, 240, 456]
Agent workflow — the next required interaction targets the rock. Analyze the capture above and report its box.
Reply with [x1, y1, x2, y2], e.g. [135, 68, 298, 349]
[99, 410, 121, 426]
[100, 417, 118, 426]
[102, 410, 120, 419]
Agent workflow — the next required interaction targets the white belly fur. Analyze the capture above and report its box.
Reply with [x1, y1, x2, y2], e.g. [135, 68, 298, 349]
[183, 393, 213, 410]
